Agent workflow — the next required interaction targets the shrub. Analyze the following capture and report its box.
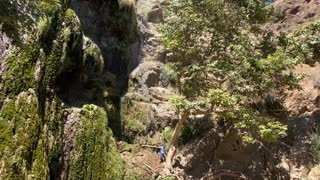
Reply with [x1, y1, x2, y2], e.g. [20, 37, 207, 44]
[121, 100, 149, 143]
[160, 127, 173, 145]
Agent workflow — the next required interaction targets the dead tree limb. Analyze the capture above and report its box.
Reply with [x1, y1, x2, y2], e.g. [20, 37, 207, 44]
[141, 145, 159, 149]
[132, 161, 159, 175]
[143, 163, 157, 173]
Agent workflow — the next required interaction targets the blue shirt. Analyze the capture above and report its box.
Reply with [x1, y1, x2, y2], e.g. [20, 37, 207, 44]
[265, 1, 272, 6]
[160, 146, 165, 154]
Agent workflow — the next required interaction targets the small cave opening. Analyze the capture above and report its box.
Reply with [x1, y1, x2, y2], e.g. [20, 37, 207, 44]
[69, 0, 140, 140]
[55, 68, 102, 107]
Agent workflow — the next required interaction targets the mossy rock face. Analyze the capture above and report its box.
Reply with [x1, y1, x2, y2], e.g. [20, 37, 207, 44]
[83, 36, 104, 74]
[42, 8, 84, 88]
[0, 89, 43, 179]
[70, 104, 124, 179]
[42, 8, 105, 89]
[0, 2, 128, 179]
[3, 45, 39, 95]
[60, 9, 83, 74]
[31, 126, 50, 179]
[121, 100, 150, 143]
[37, 16, 53, 42]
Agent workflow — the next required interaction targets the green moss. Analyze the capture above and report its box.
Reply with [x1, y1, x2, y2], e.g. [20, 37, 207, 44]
[60, 13, 82, 73]
[37, 16, 53, 41]
[31, 130, 49, 179]
[44, 97, 64, 179]
[83, 37, 104, 74]
[15, 91, 41, 169]
[65, 9, 76, 24]
[0, 100, 15, 156]
[0, 92, 64, 179]
[124, 171, 140, 180]
[104, 96, 122, 138]
[70, 105, 124, 179]
[43, 19, 81, 87]
[160, 127, 173, 146]
[65, 8, 80, 31]
[43, 39, 64, 87]
[34, 8, 81, 89]
[3, 45, 39, 94]
[1, 4, 131, 179]
[121, 100, 149, 143]
[0, 90, 42, 178]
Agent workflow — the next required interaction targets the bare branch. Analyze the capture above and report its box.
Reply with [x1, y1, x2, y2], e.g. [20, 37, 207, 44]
[143, 163, 157, 173]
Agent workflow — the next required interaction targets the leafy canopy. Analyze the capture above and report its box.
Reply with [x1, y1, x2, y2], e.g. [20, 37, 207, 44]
[160, 0, 302, 143]
[281, 20, 320, 66]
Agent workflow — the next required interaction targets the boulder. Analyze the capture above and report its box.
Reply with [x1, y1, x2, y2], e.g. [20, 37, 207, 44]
[130, 61, 162, 88]
[285, 63, 320, 117]
[137, 0, 166, 23]
[61, 108, 82, 179]
[148, 87, 174, 101]
[266, 0, 320, 32]
[136, 0, 166, 63]
[308, 165, 320, 180]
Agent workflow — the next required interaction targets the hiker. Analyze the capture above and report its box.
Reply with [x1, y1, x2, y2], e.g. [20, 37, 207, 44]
[159, 145, 166, 162]
[264, 1, 272, 6]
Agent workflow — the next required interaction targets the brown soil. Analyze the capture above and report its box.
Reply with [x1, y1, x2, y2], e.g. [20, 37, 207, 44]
[120, 144, 164, 179]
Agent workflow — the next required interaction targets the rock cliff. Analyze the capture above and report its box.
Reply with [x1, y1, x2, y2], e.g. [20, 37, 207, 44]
[0, 0, 319, 179]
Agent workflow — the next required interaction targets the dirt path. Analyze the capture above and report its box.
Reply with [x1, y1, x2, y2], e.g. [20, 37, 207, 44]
[120, 144, 164, 178]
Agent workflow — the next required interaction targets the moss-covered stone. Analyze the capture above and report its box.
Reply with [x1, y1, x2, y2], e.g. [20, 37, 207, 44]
[83, 36, 104, 74]
[30, 126, 49, 179]
[3, 45, 39, 95]
[0, 99, 15, 156]
[37, 8, 82, 89]
[37, 16, 53, 41]
[70, 104, 124, 179]
[1, 1, 131, 179]
[45, 97, 64, 179]
[0, 89, 42, 179]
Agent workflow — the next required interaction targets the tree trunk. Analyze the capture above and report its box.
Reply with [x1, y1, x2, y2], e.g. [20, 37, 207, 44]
[164, 111, 190, 173]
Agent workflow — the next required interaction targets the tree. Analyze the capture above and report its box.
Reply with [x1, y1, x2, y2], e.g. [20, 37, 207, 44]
[159, 0, 302, 171]
[0, 0, 62, 44]
[282, 19, 320, 66]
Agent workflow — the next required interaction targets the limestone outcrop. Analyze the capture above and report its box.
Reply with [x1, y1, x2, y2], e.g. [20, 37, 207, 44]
[122, 0, 177, 143]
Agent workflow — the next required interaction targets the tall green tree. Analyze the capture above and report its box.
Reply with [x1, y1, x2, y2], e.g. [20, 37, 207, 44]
[160, 0, 302, 171]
